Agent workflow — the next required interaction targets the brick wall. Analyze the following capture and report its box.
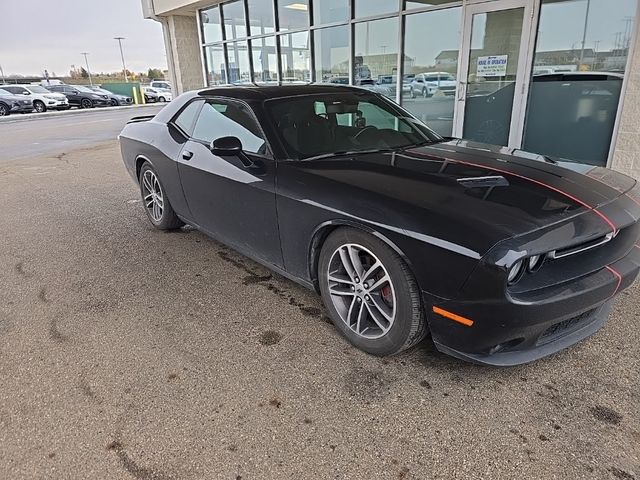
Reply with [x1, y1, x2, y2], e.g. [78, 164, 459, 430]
[611, 25, 640, 180]
[166, 15, 205, 95]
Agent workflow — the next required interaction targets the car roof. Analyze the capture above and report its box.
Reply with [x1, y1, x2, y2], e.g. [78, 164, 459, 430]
[196, 83, 369, 101]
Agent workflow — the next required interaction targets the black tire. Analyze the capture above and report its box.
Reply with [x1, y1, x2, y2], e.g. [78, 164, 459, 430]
[110, 98, 118, 106]
[158, 96, 166, 102]
[33, 100, 46, 113]
[139, 162, 184, 230]
[0, 103, 9, 116]
[410, 88, 416, 99]
[80, 98, 93, 109]
[318, 227, 427, 356]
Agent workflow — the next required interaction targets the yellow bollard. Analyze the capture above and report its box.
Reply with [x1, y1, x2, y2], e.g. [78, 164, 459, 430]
[140, 87, 146, 105]
[132, 87, 139, 104]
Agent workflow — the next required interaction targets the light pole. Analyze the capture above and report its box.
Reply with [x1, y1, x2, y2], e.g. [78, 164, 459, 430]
[114, 37, 128, 82]
[578, 0, 591, 69]
[0, 64, 5, 84]
[81, 52, 93, 86]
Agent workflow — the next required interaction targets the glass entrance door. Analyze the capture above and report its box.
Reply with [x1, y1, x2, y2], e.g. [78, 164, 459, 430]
[453, 0, 536, 147]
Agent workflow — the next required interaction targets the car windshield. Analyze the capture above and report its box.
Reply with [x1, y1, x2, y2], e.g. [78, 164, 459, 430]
[92, 88, 110, 94]
[26, 86, 50, 94]
[74, 86, 95, 93]
[266, 92, 442, 160]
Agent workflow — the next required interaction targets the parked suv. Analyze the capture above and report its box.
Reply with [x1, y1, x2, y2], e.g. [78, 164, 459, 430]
[45, 84, 110, 108]
[410, 72, 457, 98]
[150, 80, 171, 91]
[0, 88, 33, 115]
[1, 84, 69, 112]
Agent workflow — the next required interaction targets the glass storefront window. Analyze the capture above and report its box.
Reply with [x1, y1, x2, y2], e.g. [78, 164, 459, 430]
[354, 18, 399, 99]
[200, 6, 222, 44]
[354, 0, 398, 18]
[280, 31, 310, 81]
[404, 1, 459, 10]
[522, 0, 637, 165]
[227, 41, 251, 83]
[313, 0, 349, 25]
[222, 0, 247, 39]
[402, 7, 461, 137]
[204, 45, 227, 85]
[251, 36, 278, 83]
[277, 0, 309, 31]
[314, 25, 350, 83]
[247, 0, 275, 36]
[462, 8, 525, 146]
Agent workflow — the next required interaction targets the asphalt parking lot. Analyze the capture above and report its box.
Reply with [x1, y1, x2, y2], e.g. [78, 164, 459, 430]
[0, 110, 639, 480]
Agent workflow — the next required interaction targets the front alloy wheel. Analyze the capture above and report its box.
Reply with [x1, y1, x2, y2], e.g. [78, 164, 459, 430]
[81, 98, 92, 109]
[327, 244, 396, 339]
[318, 228, 427, 356]
[0, 104, 8, 116]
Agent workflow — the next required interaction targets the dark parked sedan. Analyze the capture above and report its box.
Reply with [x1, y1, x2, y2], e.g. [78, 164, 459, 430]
[119, 85, 640, 366]
[46, 84, 110, 108]
[89, 86, 133, 106]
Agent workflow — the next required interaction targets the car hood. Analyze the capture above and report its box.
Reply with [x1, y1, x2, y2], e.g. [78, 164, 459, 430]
[0, 93, 28, 102]
[427, 80, 456, 86]
[290, 139, 636, 255]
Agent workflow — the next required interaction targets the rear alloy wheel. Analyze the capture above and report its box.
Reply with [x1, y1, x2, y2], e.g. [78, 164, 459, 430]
[0, 103, 8, 116]
[158, 96, 166, 102]
[110, 98, 118, 106]
[81, 98, 93, 109]
[33, 100, 46, 113]
[139, 162, 184, 230]
[318, 228, 427, 356]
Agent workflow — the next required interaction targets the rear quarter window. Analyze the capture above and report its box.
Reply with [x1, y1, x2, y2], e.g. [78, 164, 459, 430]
[173, 101, 203, 136]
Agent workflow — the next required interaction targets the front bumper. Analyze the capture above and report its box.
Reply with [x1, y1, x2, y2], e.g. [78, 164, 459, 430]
[427, 244, 640, 366]
[12, 104, 33, 113]
[47, 99, 69, 108]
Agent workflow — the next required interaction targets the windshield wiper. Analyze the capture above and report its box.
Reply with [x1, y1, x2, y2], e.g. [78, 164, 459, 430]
[302, 148, 397, 162]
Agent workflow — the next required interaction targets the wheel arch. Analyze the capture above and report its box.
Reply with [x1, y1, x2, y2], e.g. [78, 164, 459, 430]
[308, 220, 420, 293]
[135, 154, 154, 182]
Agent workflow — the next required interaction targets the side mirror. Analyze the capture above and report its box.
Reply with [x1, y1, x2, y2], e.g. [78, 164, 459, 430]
[71, 90, 79, 94]
[23, 92, 31, 95]
[210, 136, 242, 156]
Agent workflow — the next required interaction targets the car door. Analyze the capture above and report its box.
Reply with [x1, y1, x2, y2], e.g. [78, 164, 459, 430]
[176, 98, 282, 267]
[64, 86, 81, 105]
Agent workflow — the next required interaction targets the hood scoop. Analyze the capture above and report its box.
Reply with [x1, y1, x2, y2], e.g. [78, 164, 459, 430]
[457, 175, 510, 189]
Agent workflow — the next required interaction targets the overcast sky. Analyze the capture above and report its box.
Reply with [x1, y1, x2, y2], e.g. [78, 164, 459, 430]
[1, 0, 167, 77]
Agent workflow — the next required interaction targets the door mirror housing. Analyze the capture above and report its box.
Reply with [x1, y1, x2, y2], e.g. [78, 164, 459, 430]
[210, 136, 243, 156]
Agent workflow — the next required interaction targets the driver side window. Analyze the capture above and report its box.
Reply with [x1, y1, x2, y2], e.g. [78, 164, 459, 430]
[192, 100, 267, 155]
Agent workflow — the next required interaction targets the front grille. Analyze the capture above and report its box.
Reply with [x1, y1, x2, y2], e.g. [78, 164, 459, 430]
[537, 308, 598, 345]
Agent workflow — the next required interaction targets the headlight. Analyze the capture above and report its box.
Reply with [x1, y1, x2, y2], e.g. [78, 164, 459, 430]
[527, 254, 544, 272]
[507, 259, 524, 285]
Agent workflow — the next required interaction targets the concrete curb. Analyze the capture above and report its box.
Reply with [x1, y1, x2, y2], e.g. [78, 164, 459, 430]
[0, 103, 163, 124]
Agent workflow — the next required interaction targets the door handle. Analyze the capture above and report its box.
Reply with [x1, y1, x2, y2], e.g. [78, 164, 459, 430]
[182, 150, 194, 161]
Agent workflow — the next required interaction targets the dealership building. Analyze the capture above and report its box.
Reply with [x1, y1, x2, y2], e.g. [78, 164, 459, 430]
[142, 0, 640, 178]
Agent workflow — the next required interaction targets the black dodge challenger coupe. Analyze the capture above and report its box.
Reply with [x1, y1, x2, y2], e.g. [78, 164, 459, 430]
[119, 85, 640, 366]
